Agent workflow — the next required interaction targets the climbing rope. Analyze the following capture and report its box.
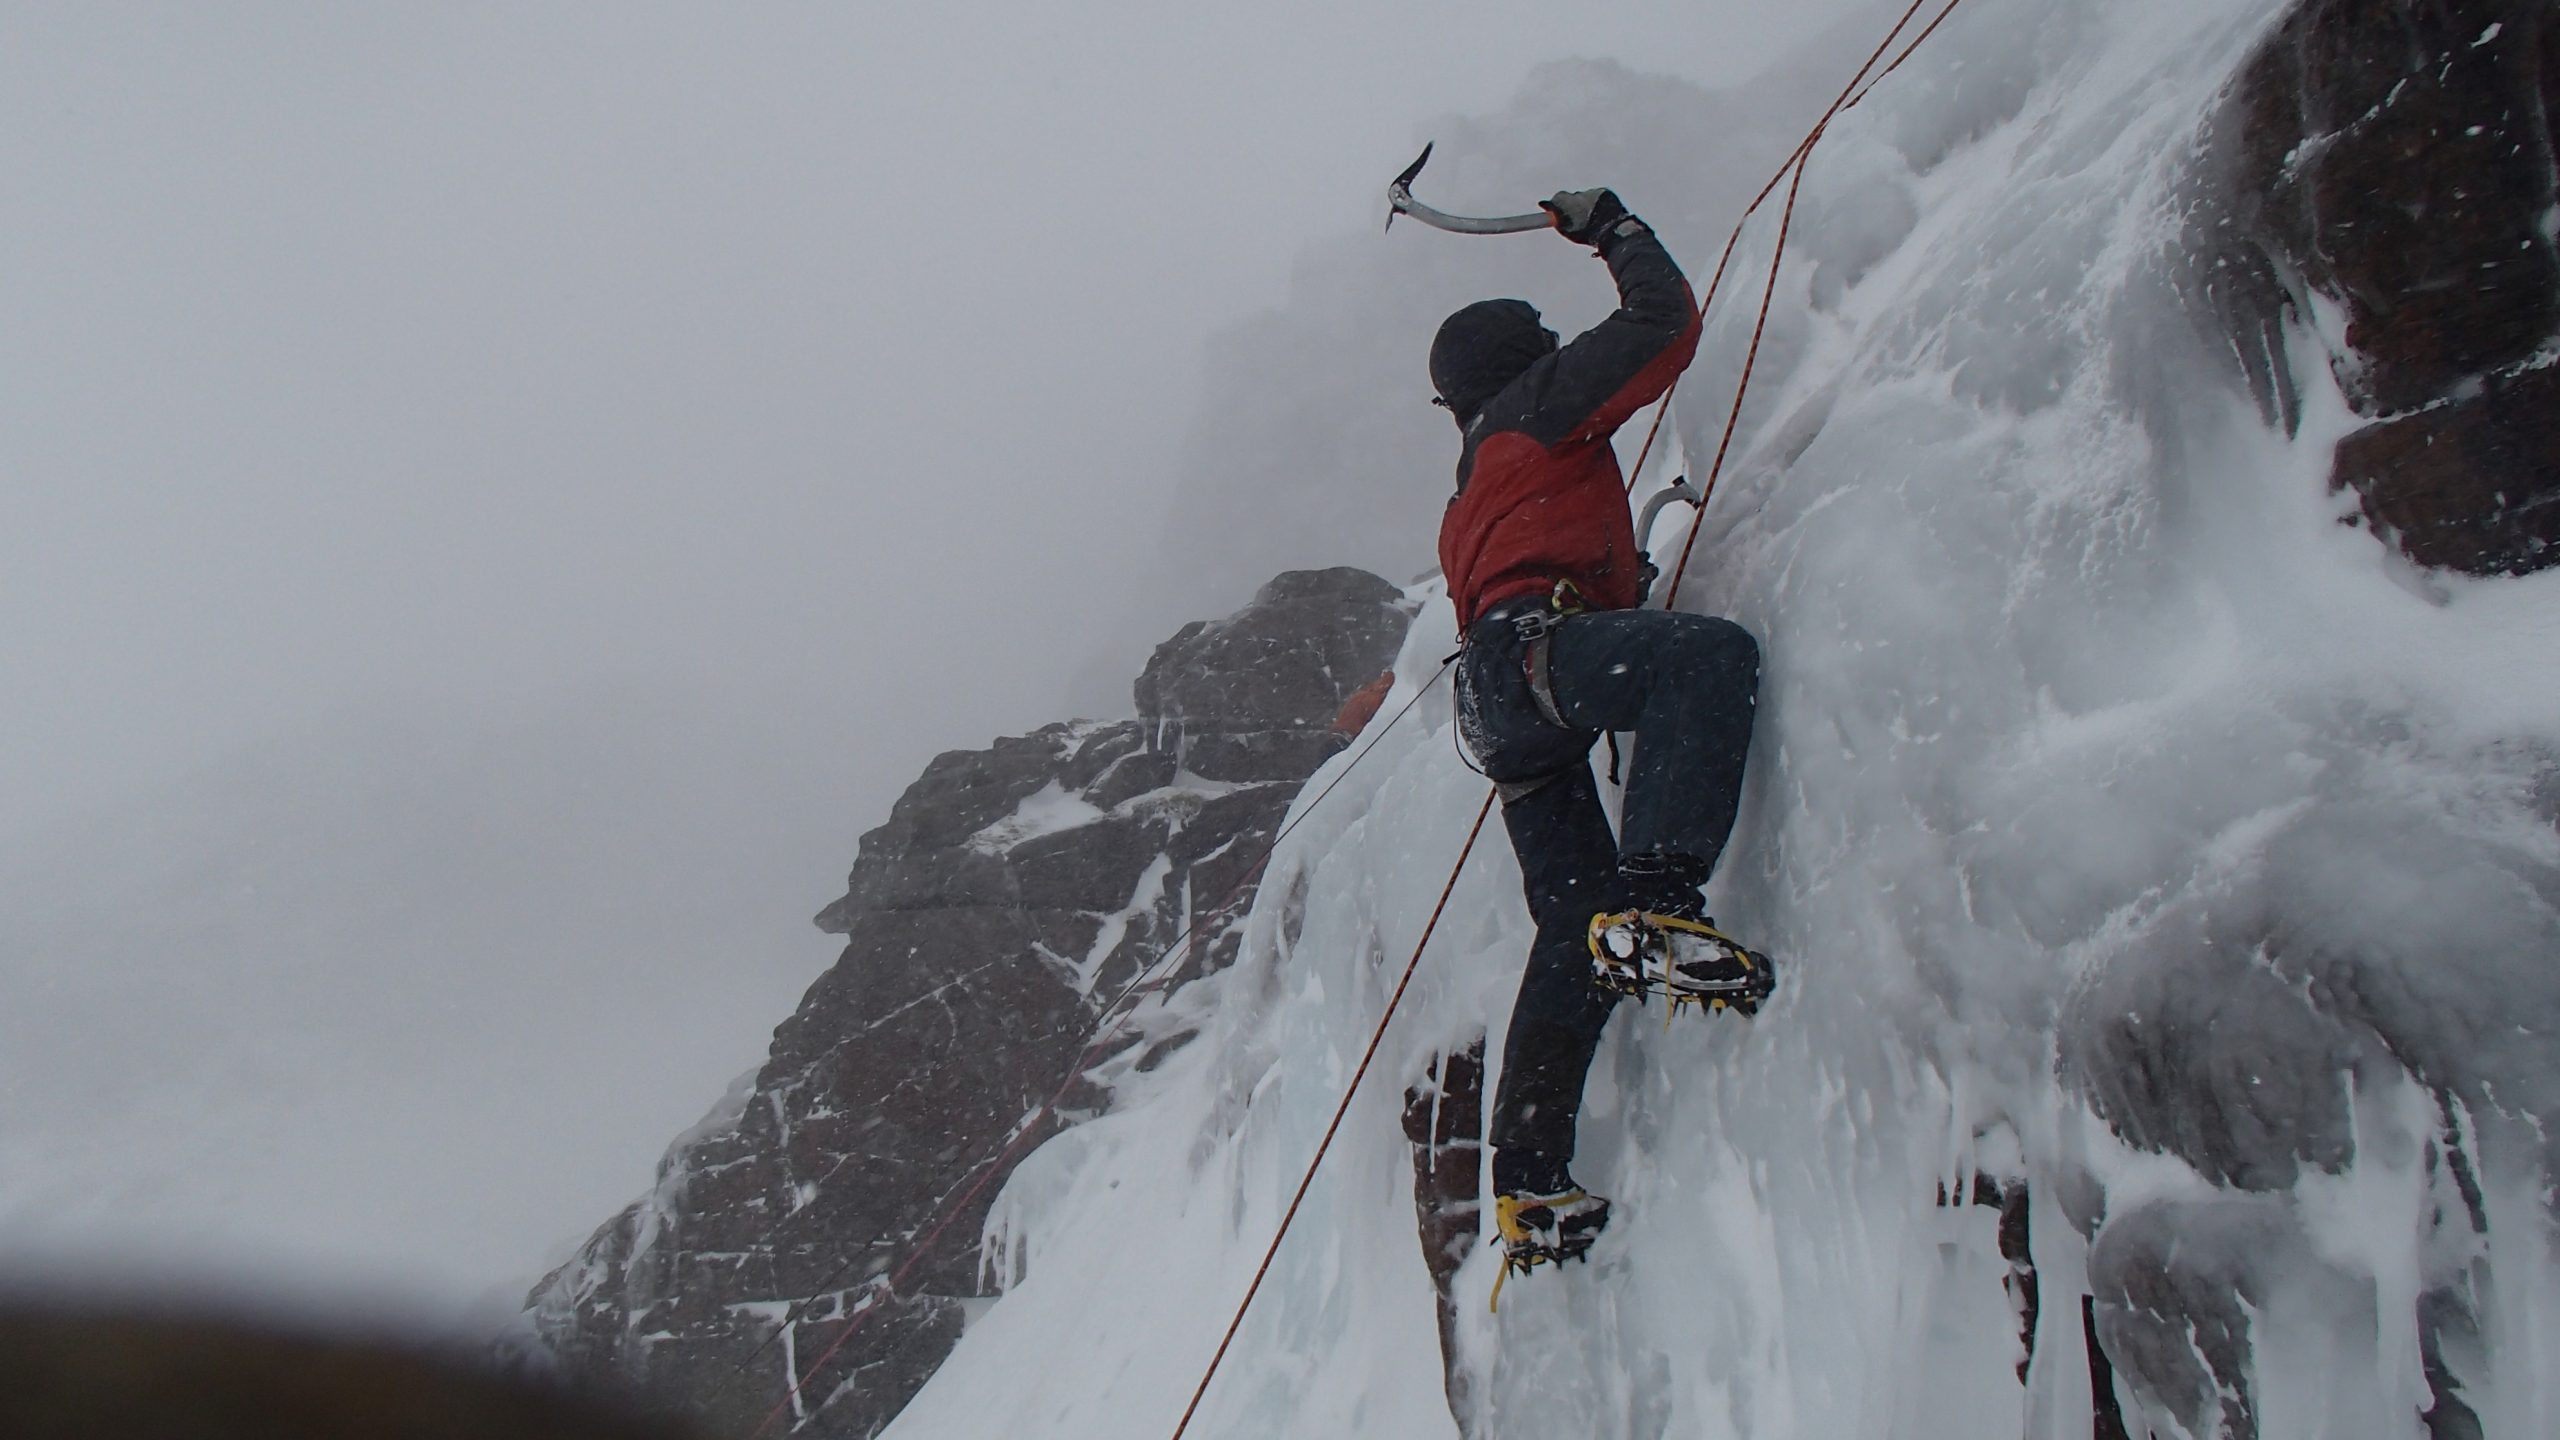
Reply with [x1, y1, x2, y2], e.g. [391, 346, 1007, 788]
[1619, 0, 1954, 595]
[1162, 1, 1976, 1431]
[1662, 0, 1969, 609]
[742, 663, 1453, 1434]
[749, 2, 1976, 1428]
[1167, 790, 1497, 1440]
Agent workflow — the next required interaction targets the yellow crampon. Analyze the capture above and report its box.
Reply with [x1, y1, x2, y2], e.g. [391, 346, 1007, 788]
[1488, 1190, 1602, 1312]
[1586, 909, 1772, 1016]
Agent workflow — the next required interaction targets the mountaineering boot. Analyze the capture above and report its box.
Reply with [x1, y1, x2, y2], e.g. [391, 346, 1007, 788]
[1618, 849, 1713, 924]
[1594, 850, 1775, 1013]
[1587, 910, 1777, 1013]
[1493, 1186, 1612, 1275]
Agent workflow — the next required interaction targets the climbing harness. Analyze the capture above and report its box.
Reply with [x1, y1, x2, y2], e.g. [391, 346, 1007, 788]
[759, 0, 1976, 1428]
[1447, 581, 1589, 800]
[1509, 579, 1589, 729]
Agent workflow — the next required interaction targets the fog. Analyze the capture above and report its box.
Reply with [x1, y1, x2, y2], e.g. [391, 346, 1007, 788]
[2, 3, 1855, 1330]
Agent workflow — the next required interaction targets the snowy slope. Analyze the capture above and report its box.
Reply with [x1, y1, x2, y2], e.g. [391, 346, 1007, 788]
[885, 2, 2560, 1436]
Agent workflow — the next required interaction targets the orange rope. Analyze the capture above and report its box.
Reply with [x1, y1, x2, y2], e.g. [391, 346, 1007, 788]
[1168, 789, 1496, 1440]
[1852, 0, 1970, 112]
[758, 1, 1977, 1427]
[1621, 0, 1936, 594]
[1662, 0, 1970, 609]
[1624, 0, 1944, 502]
[1665, 133, 1817, 602]
[1158, 7, 1982, 1433]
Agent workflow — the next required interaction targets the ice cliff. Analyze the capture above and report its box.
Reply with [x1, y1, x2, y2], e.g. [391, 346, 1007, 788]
[894, 1, 2560, 1437]
[528, 0, 2560, 1436]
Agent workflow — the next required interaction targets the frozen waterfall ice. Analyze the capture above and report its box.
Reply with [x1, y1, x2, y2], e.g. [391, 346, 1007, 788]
[884, 1, 2560, 1435]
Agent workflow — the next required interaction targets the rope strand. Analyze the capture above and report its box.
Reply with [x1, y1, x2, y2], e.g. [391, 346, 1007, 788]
[1664, 0, 1973, 610]
[1167, 790, 1497, 1440]
[1626, 0, 1934, 601]
[1665, 129, 1818, 604]
[1160, 5, 1979, 1431]
[752, 0, 1977, 1423]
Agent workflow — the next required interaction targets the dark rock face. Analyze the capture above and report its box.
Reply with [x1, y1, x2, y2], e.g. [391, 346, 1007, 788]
[2188, 0, 2560, 574]
[2056, 777, 2558, 1437]
[1136, 567, 1413, 783]
[2073, 12, 2560, 1430]
[2059, 892, 2392, 1195]
[516, 568, 1412, 1439]
[1401, 1039, 1486, 1436]
[2085, 1195, 2302, 1440]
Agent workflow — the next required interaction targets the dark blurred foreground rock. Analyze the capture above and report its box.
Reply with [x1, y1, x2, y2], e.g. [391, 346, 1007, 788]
[0, 1307, 697, 1440]
[514, 568, 1411, 1439]
[2189, 0, 2560, 575]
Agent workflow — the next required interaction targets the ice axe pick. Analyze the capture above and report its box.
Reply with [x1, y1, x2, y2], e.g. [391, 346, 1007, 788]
[1385, 143, 1555, 236]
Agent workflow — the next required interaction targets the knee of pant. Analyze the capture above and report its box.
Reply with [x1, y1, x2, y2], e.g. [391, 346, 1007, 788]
[1662, 613, 1760, 686]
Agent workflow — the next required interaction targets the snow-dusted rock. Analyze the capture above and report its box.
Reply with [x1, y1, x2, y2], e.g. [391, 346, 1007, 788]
[2190, 0, 2560, 575]
[513, 568, 1412, 1437]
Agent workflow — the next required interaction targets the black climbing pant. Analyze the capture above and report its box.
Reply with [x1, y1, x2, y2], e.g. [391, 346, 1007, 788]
[1455, 600, 1760, 1195]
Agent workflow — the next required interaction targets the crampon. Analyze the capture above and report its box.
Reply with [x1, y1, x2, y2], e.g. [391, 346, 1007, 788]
[1490, 1188, 1611, 1307]
[1587, 910, 1777, 1015]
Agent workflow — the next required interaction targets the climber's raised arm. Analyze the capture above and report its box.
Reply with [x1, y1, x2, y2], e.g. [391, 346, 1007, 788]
[1520, 188, 1703, 446]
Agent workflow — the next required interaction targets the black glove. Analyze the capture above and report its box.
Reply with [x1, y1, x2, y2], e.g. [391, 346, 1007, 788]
[1542, 188, 1635, 248]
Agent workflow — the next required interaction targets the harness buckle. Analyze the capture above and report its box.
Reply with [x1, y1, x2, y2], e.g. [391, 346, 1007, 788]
[1503, 579, 1588, 643]
[1508, 607, 1562, 643]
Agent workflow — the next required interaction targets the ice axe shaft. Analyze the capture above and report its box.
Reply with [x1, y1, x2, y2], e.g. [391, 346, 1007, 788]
[1636, 477, 1706, 552]
[1385, 143, 1552, 236]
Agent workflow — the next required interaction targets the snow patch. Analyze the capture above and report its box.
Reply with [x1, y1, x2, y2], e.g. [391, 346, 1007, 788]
[968, 782, 1108, 853]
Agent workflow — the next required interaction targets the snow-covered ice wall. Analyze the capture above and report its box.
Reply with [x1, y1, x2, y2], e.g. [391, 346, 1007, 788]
[888, 1, 2560, 1436]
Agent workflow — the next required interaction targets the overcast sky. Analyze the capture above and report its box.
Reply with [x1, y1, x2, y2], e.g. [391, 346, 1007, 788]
[0, 2, 1856, 1323]
[4, 1, 1850, 826]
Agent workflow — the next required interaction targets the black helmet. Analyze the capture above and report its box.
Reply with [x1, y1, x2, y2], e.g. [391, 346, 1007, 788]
[1430, 299, 1558, 421]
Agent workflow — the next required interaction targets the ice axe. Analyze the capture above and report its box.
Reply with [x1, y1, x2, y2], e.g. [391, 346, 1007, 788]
[1636, 476, 1706, 554]
[1633, 476, 1705, 606]
[1385, 143, 1554, 236]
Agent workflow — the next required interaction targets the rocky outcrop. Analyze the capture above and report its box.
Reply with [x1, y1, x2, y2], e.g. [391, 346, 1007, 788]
[2066, 6, 2560, 1432]
[1401, 1040, 1486, 1435]
[2187, 0, 2560, 575]
[515, 568, 1412, 1439]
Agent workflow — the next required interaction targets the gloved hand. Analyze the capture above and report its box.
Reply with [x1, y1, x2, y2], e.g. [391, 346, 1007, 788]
[1542, 188, 1633, 247]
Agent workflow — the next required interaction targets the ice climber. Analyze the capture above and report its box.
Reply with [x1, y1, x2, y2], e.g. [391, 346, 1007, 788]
[1431, 187, 1766, 1277]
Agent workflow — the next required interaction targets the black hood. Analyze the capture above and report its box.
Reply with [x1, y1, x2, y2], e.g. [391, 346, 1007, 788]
[1430, 299, 1558, 422]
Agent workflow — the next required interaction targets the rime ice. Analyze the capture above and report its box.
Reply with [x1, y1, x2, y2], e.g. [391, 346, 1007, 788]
[889, 1, 2560, 1436]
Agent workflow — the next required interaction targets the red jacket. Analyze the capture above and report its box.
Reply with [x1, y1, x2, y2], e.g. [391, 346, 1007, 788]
[1437, 228, 1701, 633]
